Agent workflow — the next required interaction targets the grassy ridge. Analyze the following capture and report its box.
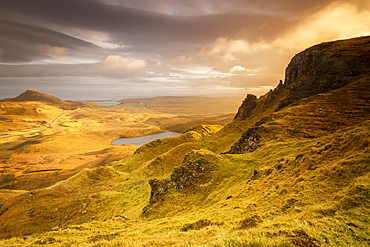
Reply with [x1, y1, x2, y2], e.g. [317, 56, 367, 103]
[0, 120, 368, 246]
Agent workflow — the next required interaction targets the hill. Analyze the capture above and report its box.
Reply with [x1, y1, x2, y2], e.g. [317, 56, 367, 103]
[0, 90, 68, 105]
[0, 90, 95, 109]
[0, 36, 369, 246]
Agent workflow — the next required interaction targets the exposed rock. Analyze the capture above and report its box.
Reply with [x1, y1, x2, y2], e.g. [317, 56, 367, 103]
[238, 215, 262, 229]
[234, 94, 257, 120]
[228, 127, 263, 154]
[142, 179, 171, 215]
[171, 150, 222, 190]
[143, 150, 222, 215]
[276, 36, 370, 110]
[229, 36, 370, 154]
[181, 219, 216, 231]
[291, 230, 321, 247]
[146, 179, 171, 204]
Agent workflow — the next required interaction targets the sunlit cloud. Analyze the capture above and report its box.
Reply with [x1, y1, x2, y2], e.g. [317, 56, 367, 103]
[0, 0, 369, 100]
[173, 55, 193, 63]
[103, 55, 147, 69]
[203, 37, 270, 56]
[35, 44, 68, 56]
[222, 53, 238, 62]
[273, 1, 370, 50]
[229, 65, 245, 73]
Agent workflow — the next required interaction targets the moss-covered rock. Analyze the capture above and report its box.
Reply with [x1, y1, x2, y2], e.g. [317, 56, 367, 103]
[171, 149, 222, 190]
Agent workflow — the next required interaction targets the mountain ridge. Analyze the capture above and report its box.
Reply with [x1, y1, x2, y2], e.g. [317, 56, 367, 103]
[0, 36, 369, 246]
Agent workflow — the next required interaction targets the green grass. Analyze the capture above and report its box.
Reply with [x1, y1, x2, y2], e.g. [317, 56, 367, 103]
[1, 77, 369, 246]
[1, 119, 369, 246]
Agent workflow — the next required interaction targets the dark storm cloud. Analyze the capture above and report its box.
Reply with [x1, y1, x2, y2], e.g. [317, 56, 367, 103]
[0, 19, 102, 63]
[110, 0, 337, 17]
[0, 0, 296, 55]
[0, 0, 369, 100]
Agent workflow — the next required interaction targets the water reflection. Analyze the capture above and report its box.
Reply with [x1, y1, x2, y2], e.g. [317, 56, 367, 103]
[112, 132, 181, 145]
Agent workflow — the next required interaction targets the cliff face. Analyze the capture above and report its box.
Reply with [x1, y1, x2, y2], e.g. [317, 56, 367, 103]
[233, 94, 257, 120]
[277, 36, 370, 110]
[230, 36, 370, 154]
[233, 36, 370, 120]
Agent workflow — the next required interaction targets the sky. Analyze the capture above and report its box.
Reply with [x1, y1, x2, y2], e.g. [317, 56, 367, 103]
[0, 0, 369, 101]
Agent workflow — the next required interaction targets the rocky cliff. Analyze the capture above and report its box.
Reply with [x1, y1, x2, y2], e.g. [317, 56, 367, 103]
[233, 94, 257, 120]
[276, 36, 370, 110]
[230, 36, 370, 154]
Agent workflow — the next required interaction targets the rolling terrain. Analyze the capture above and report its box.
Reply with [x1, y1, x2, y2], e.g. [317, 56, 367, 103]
[0, 36, 369, 246]
[118, 96, 243, 132]
[0, 92, 237, 191]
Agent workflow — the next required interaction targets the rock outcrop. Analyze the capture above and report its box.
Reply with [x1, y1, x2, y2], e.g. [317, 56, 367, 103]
[228, 127, 263, 154]
[229, 36, 370, 154]
[146, 179, 171, 205]
[276, 36, 370, 110]
[170, 150, 221, 190]
[142, 150, 222, 216]
[234, 94, 257, 120]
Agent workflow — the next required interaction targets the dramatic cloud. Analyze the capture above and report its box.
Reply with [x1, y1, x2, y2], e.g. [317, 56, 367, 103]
[35, 44, 68, 56]
[0, 0, 369, 100]
[103, 56, 147, 69]
[273, 1, 370, 50]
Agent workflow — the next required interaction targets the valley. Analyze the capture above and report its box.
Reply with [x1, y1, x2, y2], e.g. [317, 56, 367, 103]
[0, 36, 369, 246]
[0, 92, 239, 191]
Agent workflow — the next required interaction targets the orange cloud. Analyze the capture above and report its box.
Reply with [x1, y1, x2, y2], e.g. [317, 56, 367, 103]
[229, 65, 245, 73]
[103, 55, 146, 69]
[35, 44, 68, 56]
[273, 1, 370, 50]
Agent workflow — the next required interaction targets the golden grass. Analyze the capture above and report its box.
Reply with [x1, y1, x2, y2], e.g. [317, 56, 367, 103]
[0, 84, 369, 246]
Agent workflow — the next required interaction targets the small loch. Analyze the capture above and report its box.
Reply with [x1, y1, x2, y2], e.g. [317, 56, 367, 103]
[111, 132, 181, 146]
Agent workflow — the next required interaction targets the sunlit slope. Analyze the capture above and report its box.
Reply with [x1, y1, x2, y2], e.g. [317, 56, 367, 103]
[1, 121, 368, 246]
[0, 36, 369, 246]
[0, 101, 163, 190]
[0, 125, 223, 239]
[140, 78, 370, 218]
[128, 36, 370, 245]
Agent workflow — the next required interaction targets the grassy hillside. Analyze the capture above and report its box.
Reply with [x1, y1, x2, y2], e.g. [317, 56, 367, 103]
[0, 92, 237, 191]
[0, 36, 369, 246]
